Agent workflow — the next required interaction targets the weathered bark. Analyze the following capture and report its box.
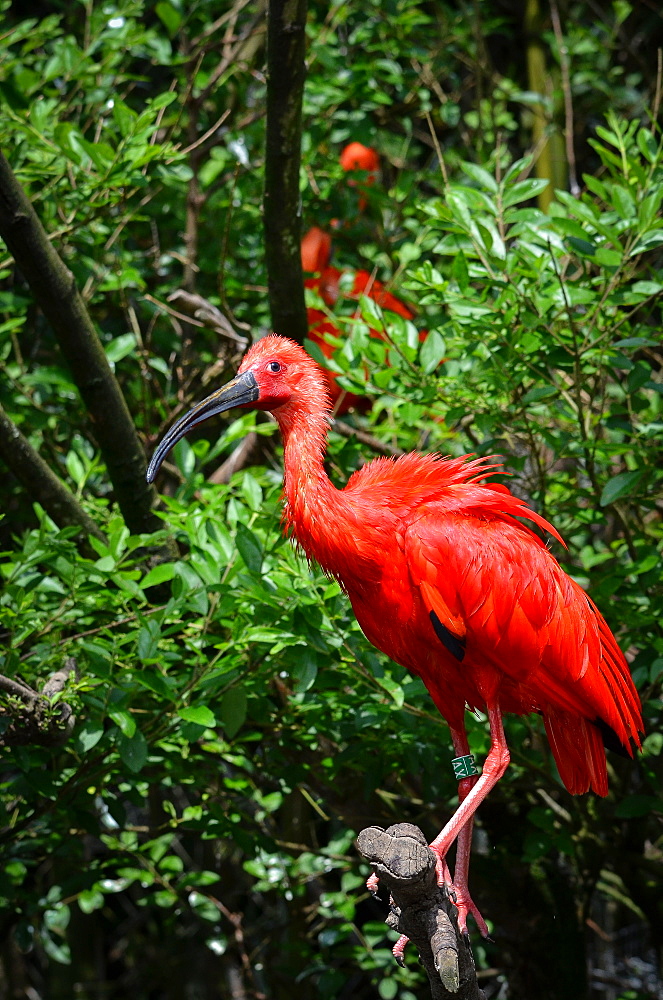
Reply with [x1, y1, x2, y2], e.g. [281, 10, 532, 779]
[357, 823, 486, 1000]
[0, 152, 161, 535]
[264, 0, 308, 343]
[0, 401, 106, 551]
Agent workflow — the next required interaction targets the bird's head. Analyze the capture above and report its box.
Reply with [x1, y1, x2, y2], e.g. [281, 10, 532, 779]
[146, 335, 331, 484]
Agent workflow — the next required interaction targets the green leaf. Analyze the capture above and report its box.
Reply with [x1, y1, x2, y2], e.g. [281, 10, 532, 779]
[419, 330, 446, 374]
[105, 334, 137, 364]
[235, 523, 263, 574]
[566, 236, 597, 257]
[451, 250, 469, 291]
[137, 619, 161, 661]
[155, 1, 183, 35]
[142, 563, 176, 589]
[599, 470, 643, 506]
[241, 472, 263, 512]
[375, 674, 404, 708]
[636, 127, 657, 163]
[65, 450, 85, 487]
[109, 709, 137, 738]
[116, 730, 148, 773]
[522, 385, 557, 404]
[219, 685, 247, 739]
[112, 100, 137, 137]
[150, 91, 179, 112]
[629, 280, 663, 297]
[178, 705, 217, 728]
[78, 889, 104, 914]
[293, 650, 318, 692]
[378, 978, 398, 999]
[74, 721, 104, 753]
[594, 247, 622, 267]
[461, 161, 498, 192]
[501, 178, 549, 207]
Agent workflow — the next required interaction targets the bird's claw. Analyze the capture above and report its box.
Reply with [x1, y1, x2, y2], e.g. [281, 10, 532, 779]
[431, 847, 490, 939]
[366, 871, 380, 898]
[392, 934, 409, 967]
[449, 889, 490, 939]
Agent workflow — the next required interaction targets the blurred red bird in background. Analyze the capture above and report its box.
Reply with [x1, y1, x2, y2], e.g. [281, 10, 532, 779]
[302, 143, 423, 413]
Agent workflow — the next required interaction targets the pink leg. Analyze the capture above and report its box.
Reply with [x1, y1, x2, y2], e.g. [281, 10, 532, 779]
[444, 727, 488, 936]
[371, 708, 508, 965]
[430, 705, 509, 934]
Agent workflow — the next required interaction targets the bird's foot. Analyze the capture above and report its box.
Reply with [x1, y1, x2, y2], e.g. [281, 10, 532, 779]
[366, 871, 380, 896]
[392, 934, 409, 967]
[448, 884, 490, 939]
[431, 850, 490, 938]
[366, 872, 411, 964]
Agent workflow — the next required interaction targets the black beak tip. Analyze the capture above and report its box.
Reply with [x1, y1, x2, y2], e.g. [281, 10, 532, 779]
[143, 369, 259, 489]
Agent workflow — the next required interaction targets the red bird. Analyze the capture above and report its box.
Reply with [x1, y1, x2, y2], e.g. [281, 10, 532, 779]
[146, 336, 643, 944]
[302, 145, 421, 413]
[339, 140, 380, 178]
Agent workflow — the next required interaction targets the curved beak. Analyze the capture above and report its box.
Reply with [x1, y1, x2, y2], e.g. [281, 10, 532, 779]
[146, 370, 259, 483]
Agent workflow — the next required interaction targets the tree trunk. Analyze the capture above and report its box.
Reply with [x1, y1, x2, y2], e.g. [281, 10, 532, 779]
[0, 402, 106, 552]
[264, 0, 309, 344]
[0, 152, 162, 536]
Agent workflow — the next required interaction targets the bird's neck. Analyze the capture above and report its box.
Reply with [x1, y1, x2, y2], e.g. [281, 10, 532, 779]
[275, 403, 342, 568]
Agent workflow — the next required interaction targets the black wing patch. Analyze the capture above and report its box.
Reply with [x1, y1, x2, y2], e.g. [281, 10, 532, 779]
[594, 717, 633, 759]
[430, 610, 466, 662]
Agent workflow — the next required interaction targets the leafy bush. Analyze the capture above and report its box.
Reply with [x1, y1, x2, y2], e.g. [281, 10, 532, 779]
[1, 2, 662, 998]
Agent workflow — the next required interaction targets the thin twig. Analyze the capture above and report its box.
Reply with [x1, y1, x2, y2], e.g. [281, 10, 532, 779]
[653, 48, 662, 127]
[550, 0, 579, 195]
[334, 419, 404, 457]
[180, 108, 231, 157]
[425, 109, 448, 188]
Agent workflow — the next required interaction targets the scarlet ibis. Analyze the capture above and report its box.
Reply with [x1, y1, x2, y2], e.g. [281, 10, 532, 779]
[302, 144, 422, 413]
[339, 140, 380, 178]
[146, 336, 643, 941]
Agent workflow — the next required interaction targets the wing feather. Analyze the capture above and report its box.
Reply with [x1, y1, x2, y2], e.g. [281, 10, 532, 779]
[404, 507, 642, 754]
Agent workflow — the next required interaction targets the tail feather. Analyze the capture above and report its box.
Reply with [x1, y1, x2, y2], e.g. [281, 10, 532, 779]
[543, 711, 609, 796]
[594, 611, 643, 747]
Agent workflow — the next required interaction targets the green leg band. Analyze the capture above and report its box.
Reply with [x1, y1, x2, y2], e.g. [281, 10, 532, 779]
[452, 754, 480, 779]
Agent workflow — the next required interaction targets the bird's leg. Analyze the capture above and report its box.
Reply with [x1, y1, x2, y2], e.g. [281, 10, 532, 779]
[444, 727, 488, 937]
[368, 711, 507, 962]
[429, 705, 509, 935]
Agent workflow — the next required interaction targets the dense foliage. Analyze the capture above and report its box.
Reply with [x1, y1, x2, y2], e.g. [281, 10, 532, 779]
[0, 2, 662, 998]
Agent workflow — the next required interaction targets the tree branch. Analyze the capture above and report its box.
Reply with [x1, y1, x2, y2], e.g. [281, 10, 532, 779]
[0, 658, 78, 748]
[357, 823, 486, 1000]
[264, 0, 309, 343]
[0, 401, 106, 552]
[0, 152, 161, 536]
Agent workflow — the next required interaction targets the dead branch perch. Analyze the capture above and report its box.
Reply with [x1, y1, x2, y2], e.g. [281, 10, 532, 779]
[356, 823, 486, 1000]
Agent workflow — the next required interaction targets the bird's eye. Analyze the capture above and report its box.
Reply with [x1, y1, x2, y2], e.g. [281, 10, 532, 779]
[266, 361, 283, 373]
